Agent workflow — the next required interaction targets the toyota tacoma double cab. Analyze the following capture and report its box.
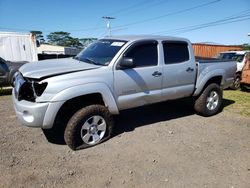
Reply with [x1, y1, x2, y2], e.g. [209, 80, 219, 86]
[12, 35, 236, 150]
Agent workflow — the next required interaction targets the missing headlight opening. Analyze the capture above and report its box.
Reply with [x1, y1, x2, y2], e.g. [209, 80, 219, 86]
[15, 74, 47, 102]
[32, 82, 48, 97]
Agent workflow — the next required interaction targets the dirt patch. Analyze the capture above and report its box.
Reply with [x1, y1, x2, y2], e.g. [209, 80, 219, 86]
[0, 92, 250, 188]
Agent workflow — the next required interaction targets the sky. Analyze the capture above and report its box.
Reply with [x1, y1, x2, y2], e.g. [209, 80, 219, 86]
[0, 0, 249, 45]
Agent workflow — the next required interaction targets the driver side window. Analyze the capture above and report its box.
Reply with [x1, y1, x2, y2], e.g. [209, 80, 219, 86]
[124, 41, 158, 67]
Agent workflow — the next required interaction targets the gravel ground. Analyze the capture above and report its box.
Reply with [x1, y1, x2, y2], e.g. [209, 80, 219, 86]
[0, 94, 249, 188]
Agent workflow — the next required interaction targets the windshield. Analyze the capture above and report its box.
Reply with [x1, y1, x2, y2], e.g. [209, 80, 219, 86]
[231, 54, 244, 62]
[218, 53, 236, 60]
[75, 39, 127, 66]
[219, 53, 244, 62]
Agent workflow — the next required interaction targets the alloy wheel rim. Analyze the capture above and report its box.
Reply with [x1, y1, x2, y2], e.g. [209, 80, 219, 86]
[206, 91, 219, 111]
[234, 77, 240, 89]
[80, 115, 106, 145]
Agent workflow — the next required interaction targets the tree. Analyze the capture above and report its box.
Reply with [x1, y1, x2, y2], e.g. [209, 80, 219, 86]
[65, 37, 83, 47]
[79, 38, 97, 47]
[30, 30, 45, 44]
[241, 43, 250, 50]
[30, 30, 45, 46]
[47, 31, 82, 47]
[47, 31, 70, 46]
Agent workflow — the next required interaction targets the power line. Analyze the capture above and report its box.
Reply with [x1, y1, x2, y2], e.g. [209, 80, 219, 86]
[88, 1, 156, 36]
[0, 26, 106, 33]
[112, 0, 221, 29]
[150, 11, 250, 35]
[172, 17, 250, 35]
[106, 0, 153, 17]
[0, 27, 51, 32]
[90, 0, 157, 36]
[0, 0, 221, 34]
[109, 0, 169, 17]
[84, 18, 104, 37]
[157, 13, 250, 34]
[73, 0, 170, 33]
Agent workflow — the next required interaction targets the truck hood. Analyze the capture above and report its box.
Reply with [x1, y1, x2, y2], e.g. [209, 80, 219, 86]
[19, 58, 101, 79]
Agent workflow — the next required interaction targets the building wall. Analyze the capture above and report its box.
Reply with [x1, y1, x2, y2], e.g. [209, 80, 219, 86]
[37, 44, 65, 54]
[64, 47, 82, 56]
[37, 44, 82, 56]
[192, 43, 242, 58]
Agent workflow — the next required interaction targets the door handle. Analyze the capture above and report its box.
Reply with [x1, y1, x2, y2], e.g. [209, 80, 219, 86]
[186, 67, 194, 72]
[152, 71, 162, 77]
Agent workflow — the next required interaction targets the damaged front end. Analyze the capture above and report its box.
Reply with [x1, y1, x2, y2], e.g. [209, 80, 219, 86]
[12, 72, 47, 102]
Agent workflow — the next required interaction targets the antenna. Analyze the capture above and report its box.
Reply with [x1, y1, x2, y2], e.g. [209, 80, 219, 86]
[102, 16, 115, 36]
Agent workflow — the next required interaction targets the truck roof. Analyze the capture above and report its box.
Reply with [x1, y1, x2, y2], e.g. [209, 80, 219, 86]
[103, 35, 190, 42]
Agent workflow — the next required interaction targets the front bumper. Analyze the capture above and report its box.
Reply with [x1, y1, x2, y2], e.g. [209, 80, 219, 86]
[12, 90, 64, 129]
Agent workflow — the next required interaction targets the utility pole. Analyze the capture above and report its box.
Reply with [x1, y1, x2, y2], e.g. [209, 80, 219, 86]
[102, 16, 115, 36]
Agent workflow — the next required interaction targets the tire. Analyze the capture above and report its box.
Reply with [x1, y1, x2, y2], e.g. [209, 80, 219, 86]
[194, 83, 222, 116]
[64, 105, 114, 150]
[230, 74, 241, 90]
[240, 84, 250, 91]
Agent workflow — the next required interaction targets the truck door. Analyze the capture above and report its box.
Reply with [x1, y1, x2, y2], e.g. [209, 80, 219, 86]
[161, 41, 196, 100]
[114, 40, 163, 110]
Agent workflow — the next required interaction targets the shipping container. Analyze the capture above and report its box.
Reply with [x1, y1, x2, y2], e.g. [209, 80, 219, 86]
[0, 32, 38, 62]
[192, 43, 242, 58]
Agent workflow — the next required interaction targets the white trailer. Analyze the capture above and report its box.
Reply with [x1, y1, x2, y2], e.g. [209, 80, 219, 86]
[0, 32, 38, 62]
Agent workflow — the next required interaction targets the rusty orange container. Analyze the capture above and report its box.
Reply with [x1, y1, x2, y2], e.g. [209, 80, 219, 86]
[241, 53, 250, 87]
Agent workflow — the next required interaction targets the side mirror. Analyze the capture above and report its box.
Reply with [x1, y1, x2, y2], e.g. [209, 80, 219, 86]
[119, 57, 135, 69]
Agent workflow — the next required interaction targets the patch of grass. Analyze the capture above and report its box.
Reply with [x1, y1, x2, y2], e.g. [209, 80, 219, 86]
[0, 87, 12, 96]
[223, 90, 250, 117]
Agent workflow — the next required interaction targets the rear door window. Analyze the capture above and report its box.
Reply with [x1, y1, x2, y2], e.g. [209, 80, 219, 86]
[162, 42, 189, 64]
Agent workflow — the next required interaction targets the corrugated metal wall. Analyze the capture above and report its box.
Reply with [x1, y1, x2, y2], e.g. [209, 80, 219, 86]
[192, 43, 242, 58]
[0, 32, 38, 62]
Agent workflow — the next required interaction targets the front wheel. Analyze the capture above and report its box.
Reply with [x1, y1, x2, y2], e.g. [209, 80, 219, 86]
[64, 105, 114, 150]
[194, 83, 223, 116]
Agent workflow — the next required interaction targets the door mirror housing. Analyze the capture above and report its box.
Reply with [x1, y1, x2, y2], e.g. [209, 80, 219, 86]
[119, 57, 135, 69]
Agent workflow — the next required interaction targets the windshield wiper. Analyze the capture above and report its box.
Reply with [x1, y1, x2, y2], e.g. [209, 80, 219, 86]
[73, 56, 80, 60]
[82, 58, 105, 66]
[75, 56, 105, 66]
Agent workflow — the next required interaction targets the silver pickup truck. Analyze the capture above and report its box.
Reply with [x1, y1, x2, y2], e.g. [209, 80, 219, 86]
[12, 35, 236, 150]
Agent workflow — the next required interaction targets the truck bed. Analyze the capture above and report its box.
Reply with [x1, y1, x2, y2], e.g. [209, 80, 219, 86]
[194, 58, 237, 96]
[195, 56, 235, 63]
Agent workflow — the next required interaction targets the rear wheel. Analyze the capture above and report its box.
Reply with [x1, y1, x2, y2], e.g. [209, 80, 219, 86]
[194, 83, 222, 116]
[64, 105, 113, 150]
[230, 74, 241, 90]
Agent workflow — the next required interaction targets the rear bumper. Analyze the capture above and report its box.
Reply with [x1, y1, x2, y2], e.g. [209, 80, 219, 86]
[12, 90, 64, 129]
[222, 77, 234, 89]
